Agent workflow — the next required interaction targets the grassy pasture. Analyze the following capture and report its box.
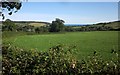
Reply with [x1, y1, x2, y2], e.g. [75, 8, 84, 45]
[3, 31, 119, 60]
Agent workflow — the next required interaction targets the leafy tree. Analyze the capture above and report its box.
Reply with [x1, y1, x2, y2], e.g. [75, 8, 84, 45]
[49, 18, 65, 32]
[35, 27, 40, 33]
[2, 19, 17, 31]
[0, 0, 23, 19]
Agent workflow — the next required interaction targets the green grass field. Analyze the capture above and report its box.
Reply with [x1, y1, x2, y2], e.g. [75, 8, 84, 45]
[3, 31, 119, 60]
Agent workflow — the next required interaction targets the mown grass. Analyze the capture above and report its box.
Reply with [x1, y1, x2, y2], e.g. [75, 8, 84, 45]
[3, 31, 119, 60]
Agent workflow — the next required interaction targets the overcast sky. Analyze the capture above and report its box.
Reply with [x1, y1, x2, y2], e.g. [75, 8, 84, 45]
[2, 2, 118, 24]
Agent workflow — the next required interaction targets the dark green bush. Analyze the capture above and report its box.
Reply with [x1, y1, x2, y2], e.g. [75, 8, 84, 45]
[2, 44, 120, 75]
[2, 44, 75, 75]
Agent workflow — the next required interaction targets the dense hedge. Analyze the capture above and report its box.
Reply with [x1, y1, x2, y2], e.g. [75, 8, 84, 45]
[2, 44, 120, 75]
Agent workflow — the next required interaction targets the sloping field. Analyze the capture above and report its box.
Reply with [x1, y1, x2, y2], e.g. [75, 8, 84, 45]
[93, 21, 120, 29]
[14, 21, 50, 27]
[5, 31, 119, 60]
[29, 23, 48, 27]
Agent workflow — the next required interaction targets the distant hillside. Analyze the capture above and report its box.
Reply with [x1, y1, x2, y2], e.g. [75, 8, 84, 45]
[65, 21, 120, 32]
[91, 21, 120, 30]
[14, 21, 50, 27]
[71, 21, 120, 30]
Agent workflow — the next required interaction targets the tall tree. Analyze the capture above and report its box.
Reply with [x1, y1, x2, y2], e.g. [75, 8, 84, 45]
[49, 18, 65, 32]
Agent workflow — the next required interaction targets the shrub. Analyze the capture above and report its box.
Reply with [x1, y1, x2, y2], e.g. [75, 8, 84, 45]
[2, 44, 75, 74]
[2, 44, 120, 75]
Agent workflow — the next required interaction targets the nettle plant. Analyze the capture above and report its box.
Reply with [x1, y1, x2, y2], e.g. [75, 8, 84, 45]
[2, 44, 120, 74]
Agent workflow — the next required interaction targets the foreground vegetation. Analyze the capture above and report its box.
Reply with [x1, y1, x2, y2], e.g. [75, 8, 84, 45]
[2, 44, 120, 74]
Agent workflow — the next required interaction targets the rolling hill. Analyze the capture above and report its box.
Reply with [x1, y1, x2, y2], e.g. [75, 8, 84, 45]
[70, 21, 120, 30]
[91, 21, 120, 30]
[14, 21, 50, 27]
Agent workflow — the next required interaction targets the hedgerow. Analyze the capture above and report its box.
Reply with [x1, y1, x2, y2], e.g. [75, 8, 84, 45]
[2, 44, 120, 75]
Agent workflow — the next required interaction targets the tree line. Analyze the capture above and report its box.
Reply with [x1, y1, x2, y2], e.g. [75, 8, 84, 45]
[2, 18, 65, 33]
[2, 19, 120, 33]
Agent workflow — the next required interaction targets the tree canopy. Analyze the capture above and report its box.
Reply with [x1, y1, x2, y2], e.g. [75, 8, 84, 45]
[49, 18, 65, 32]
[2, 19, 17, 31]
[0, 0, 22, 19]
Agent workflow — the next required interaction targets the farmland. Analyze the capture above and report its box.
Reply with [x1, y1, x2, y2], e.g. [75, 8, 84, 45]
[3, 31, 119, 60]
[2, 2, 120, 74]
